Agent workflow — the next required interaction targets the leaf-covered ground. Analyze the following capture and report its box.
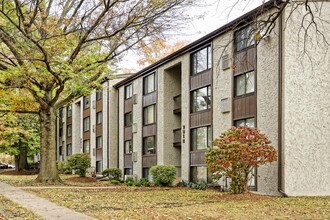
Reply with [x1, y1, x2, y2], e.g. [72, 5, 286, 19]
[0, 194, 43, 220]
[25, 187, 330, 220]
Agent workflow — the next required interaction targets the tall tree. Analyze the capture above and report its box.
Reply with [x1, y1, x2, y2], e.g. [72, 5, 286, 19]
[0, 0, 194, 183]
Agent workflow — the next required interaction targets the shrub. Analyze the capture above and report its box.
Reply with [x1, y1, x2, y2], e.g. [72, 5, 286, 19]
[102, 168, 122, 180]
[176, 180, 188, 187]
[57, 161, 71, 174]
[134, 178, 150, 187]
[125, 177, 134, 183]
[66, 153, 91, 177]
[206, 127, 277, 194]
[150, 165, 176, 187]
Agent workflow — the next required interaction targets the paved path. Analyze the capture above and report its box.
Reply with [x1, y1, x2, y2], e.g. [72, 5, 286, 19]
[0, 181, 98, 220]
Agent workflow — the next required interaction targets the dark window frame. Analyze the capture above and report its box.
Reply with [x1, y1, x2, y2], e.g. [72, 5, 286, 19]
[124, 140, 133, 154]
[96, 136, 103, 148]
[143, 136, 156, 155]
[234, 117, 255, 128]
[124, 84, 133, 99]
[234, 70, 255, 97]
[235, 24, 255, 52]
[96, 91, 103, 100]
[191, 126, 212, 151]
[83, 117, 90, 132]
[143, 72, 156, 95]
[66, 105, 72, 118]
[83, 139, 90, 154]
[191, 45, 212, 76]
[143, 104, 156, 126]
[66, 144, 72, 156]
[191, 86, 212, 113]
[83, 96, 90, 109]
[124, 112, 133, 127]
[67, 124, 72, 137]
[96, 111, 102, 124]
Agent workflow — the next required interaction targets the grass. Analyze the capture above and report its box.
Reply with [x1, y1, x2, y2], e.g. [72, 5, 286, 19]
[24, 187, 330, 220]
[0, 194, 43, 220]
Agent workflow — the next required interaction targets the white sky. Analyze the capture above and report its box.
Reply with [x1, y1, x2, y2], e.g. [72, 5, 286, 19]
[119, 0, 266, 72]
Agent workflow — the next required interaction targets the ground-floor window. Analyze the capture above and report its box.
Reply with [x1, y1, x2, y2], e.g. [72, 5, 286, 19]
[190, 166, 210, 183]
[96, 161, 102, 173]
[234, 117, 255, 128]
[124, 168, 133, 175]
[66, 144, 72, 156]
[191, 126, 212, 150]
[142, 168, 153, 182]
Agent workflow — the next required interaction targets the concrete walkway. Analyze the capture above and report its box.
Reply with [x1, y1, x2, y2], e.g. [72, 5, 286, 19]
[0, 181, 97, 220]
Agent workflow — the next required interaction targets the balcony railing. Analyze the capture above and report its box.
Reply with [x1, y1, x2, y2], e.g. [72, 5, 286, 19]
[173, 95, 181, 114]
[173, 128, 181, 147]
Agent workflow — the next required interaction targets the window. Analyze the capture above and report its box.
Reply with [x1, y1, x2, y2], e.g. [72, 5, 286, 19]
[96, 91, 102, 100]
[143, 73, 155, 95]
[143, 136, 156, 155]
[96, 161, 102, 173]
[191, 86, 211, 112]
[235, 25, 255, 52]
[96, 136, 103, 148]
[124, 112, 132, 127]
[83, 96, 90, 109]
[143, 105, 155, 125]
[235, 71, 255, 96]
[125, 140, 133, 154]
[59, 127, 63, 137]
[67, 105, 72, 117]
[191, 126, 212, 150]
[125, 84, 133, 99]
[66, 144, 72, 156]
[234, 117, 255, 128]
[143, 168, 153, 182]
[96, 111, 102, 124]
[83, 140, 90, 154]
[83, 117, 90, 132]
[190, 167, 210, 183]
[124, 168, 133, 175]
[59, 146, 62, 156]
[67, 124, 72, 137]
[191, 45, 212, 75]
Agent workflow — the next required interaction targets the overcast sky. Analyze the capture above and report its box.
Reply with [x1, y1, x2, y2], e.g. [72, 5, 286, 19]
[119, 0, 266, 72]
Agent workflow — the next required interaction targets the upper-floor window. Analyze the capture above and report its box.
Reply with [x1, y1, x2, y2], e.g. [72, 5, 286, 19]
[191, 126, 212, 151]
[96, 91, 103, 100]
[83, 117, 90, 132]
[96, 136, 103, 148]
[124, 140, 133, 154]
[59, 107, 63, 120]
[235, 25, 255, 52]
[124, 112, 132, 127]
[96, 111, 102, 124]
[143, 104, 155, 125]
[83, 139, 90, 154]
[67, 124, 72, 137]
[235, 71, 255, 96]
[125, 84, 133, 99]
[83, 96, 90, 109]
[191, 45, 212, 75]
[143, 73, 155, 95]
[143, 136, 156, 155]
[67, 105, 72, 117]
[191, 86, 211, 112]
[59, 127, 63, 137]
[235, 117, 255, 128]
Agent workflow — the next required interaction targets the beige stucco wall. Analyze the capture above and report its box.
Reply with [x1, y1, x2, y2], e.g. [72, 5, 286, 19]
[256, 10, 280, 196]
[157, 57, 184, 176]
[282, 3, 330, 196]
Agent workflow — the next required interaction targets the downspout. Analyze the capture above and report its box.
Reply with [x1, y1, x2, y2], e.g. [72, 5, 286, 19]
[107, 80, 110, 169]
[278, 10, 288, 198]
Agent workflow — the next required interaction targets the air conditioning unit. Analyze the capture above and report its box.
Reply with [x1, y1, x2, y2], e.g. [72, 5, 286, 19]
[132, 123, 137, 133]
[92, 100, 96, 109]
[221, 98, 230, 113]
[133, 94, 138, 104]
[222, 54, 230, 70]
[92, 124, 95, 133]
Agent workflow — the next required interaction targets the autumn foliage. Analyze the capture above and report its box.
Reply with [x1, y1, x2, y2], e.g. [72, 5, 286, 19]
[206, 127, 277, 194]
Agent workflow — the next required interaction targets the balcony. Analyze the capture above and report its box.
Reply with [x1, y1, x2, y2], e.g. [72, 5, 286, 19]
[173, 128, 181, 147]
[173, 95, 181, 114]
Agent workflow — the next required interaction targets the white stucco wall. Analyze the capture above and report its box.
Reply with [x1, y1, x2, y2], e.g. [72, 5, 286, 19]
[118, 87, 125, 172]
[283, 3, 330, 196]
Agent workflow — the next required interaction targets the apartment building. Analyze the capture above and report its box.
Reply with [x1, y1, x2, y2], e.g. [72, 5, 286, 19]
[56, 0, 330, 196]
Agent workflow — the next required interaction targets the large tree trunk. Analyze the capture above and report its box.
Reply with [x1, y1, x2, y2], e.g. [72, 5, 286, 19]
[35, 107, 61, 183]
[14, 145, 28, 171]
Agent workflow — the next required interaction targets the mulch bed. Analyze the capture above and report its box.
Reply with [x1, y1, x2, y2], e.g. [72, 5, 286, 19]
[66, 177, 97, 183]
[0, 170, 39, 175]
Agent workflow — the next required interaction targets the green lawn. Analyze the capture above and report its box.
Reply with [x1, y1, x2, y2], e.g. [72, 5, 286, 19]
[25, 187, 330, 220]
[0, 194, 43, 220]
